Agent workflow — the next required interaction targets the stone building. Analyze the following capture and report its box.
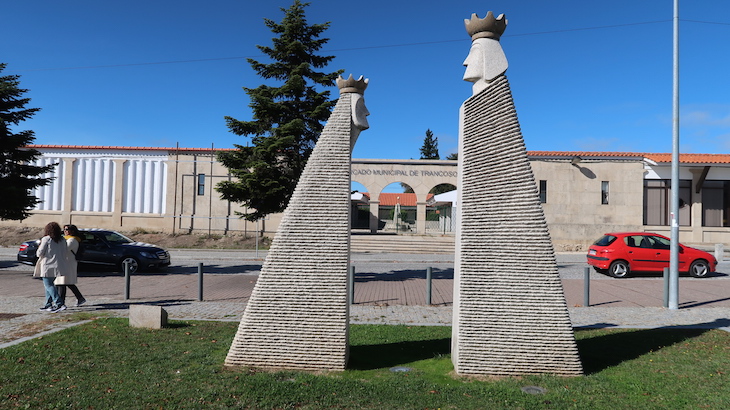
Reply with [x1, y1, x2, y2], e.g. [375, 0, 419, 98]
[7, 145, 280, 236]
[5, 145, 730, 249]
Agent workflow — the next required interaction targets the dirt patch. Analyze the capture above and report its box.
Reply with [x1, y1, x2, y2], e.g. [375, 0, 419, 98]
[0, 314, 101, 345]
[0, 226, 270, 250]
[126, 229, 271, 250]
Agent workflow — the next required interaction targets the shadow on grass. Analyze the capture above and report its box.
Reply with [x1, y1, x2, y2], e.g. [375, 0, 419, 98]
[165, 321, 192, 329]
[350, 330, 708, 374]
[348, 338, 451, 370]
[349, 318, 729, 374]
[577, 319, 730, 374]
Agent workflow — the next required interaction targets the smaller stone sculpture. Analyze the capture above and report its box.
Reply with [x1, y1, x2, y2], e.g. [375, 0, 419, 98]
[225, 74, 368, 372]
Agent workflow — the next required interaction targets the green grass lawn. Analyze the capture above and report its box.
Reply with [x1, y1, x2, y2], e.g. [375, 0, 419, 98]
[1, 318, 728, 409]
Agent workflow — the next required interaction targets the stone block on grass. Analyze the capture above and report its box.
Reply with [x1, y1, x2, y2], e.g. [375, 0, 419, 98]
[129, 305, 168, 329]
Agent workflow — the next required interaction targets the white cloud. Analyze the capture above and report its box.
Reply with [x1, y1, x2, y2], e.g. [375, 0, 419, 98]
[681, 104, 730, 128]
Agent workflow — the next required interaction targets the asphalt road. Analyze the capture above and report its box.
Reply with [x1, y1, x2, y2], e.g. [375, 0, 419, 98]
[2, 247, 729, 309]
[2, 247, 729, 280]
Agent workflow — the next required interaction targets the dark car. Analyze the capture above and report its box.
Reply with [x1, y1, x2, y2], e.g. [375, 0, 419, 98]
[586, 232, 717, 278]
[17, 229, 170, 274]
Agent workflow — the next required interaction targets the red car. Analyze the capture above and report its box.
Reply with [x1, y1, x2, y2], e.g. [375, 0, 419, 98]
[586, 232, 717, 278]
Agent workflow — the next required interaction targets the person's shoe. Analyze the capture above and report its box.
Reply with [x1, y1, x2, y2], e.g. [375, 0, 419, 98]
[52, 305, 67, 313]
[76, 298, 87, 307]
[39, 305, 53, 311]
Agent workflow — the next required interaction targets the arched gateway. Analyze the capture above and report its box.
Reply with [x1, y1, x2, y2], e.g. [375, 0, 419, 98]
[351, 159, 457, 234]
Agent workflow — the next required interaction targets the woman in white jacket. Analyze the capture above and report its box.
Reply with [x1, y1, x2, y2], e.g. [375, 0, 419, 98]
[57, 224, 86, 307]
[34, 222, 68, 312]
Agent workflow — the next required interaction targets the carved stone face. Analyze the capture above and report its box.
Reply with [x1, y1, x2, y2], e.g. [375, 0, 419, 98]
[352, 93, 369, 131]
[462, 38, 508, 95]
[462, 42, 484, 84]
[350, 93, 369, 150]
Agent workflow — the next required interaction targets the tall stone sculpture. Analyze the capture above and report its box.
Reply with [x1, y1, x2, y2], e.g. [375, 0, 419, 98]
[225, 75, 369, 371]
[452, 12, 583, 376]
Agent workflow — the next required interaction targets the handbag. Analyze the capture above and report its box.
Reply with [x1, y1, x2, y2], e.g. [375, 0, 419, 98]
[33, 258, 43, 277]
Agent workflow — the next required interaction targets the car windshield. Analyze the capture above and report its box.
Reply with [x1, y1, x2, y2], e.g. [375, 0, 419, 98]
[102, 232, 134, 245]
[593, 235, 617, 246]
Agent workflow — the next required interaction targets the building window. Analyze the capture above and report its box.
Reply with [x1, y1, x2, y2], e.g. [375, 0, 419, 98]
[538, 180, 547, 203]
[702, 180, 730, 227]
[197, 174, 206, 196]
[601, 181, 609, 205]
[643, 179, 691, 226]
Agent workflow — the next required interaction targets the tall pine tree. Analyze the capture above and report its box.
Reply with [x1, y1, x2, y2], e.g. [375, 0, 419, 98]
[419, 129, 440, 159]
[0, 63, 54, 220]
[217, 0, 343, 221]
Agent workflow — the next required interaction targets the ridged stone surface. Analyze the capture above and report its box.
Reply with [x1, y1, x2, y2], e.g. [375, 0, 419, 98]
[225, 94, 354, 371]
[452, 75, 583, 376]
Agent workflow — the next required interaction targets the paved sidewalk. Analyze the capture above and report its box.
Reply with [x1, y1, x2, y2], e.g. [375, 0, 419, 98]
[3, 293, 729, 349]
[3, 281, 730, 349]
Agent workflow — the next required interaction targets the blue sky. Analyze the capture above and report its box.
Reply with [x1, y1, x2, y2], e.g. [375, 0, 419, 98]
[3, 0, 730, 159]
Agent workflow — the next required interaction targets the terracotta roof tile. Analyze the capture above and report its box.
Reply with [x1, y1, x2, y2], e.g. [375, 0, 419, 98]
[376, 193, 433, 207]
[527, 151, 646, 159]
[527, 151, 730, 164]
[643, 153, 730, 164]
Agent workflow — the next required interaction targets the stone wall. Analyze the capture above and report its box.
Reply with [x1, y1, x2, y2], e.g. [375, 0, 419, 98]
[531, 160, 645, 250]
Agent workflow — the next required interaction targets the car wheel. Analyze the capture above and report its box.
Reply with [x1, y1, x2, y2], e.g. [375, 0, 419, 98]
[119, 256, 140, 274]
[689, 260, 710, 278]
[608, 260, 630, 278]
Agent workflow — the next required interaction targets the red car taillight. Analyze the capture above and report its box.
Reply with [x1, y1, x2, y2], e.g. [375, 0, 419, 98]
[18, 244, 28, 252]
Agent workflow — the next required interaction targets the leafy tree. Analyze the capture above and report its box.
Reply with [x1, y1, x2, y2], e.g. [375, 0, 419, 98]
[445, 152, 458, 160]
[419, 129, 439, 159]
[430, 183, 456, 196]
[0, 63, 54, 220]
[216, 0, 343, 221]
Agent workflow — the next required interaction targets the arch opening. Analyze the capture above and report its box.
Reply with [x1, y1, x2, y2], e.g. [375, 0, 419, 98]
[378, 182, 417, 233]
[426, 183, 457, 234]
[350, 181, 371, 230]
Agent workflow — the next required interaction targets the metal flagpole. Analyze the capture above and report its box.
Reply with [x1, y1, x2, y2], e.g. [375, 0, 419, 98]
[669, 0, 680, 310]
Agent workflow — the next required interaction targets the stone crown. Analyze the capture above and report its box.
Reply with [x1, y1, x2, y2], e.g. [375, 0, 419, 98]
[337, 74, 368, 94]
[465, 11, 507, 41]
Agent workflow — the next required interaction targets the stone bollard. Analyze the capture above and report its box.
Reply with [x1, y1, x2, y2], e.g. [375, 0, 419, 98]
[129, 305, 168, 329]
[715, 244, 724, 262]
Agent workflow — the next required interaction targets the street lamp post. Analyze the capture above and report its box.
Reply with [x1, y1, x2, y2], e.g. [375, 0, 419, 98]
[669, 0, 680, 310]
